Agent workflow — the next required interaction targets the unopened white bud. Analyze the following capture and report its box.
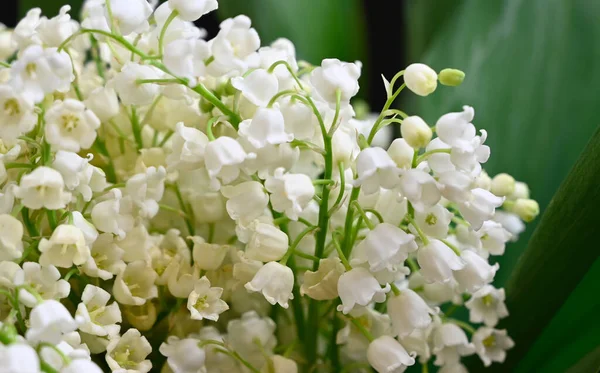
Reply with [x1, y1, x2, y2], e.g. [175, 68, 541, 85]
[512, 199, 539, 222]
[387, 138, 414, 169]
[511, 181, 530, 199]
[404, 63, 437, 96]
[491, 173, 515, 197]
[401, 116, 432, 149]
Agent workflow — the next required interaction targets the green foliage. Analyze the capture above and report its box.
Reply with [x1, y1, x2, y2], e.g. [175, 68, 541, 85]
[409, 0, 600, 371]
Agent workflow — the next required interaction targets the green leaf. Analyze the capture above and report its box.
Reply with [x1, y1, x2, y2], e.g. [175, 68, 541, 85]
[218, 0, 369, 95]
[515, 256, 600, 373]
[410, 0, 600, 371]
[566, 346, 600, 373]
[411, 0, 600, 286]
[487, 125, 600, 371]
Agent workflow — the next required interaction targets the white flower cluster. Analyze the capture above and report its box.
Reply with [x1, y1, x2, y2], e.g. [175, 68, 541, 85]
[0, 1, 539, 372]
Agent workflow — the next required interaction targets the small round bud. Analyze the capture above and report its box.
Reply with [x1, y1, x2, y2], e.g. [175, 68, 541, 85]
[511, 181, 530, 199]
[439, 68, 465, 86]
[491, 173, 516, 196]
[401, 116, 432, 149]
[513, 198, 539, 222]
[404, 63, 437, 96]
[387, 138, 414, 169]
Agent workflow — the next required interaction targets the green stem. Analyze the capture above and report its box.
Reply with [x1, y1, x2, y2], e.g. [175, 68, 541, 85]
[352, 201, 375, 230]
[332, 233, 352, 270]
[328, 162, 346, 216]
[130, 107, 143, 150]
[21, 208, 39, 237]
[158, 10, 179, 56]
[350, 316, 374, 341]
[171, 184, 195, 236]
[440, 238, 462, 256]
[4, 163, 35, 169]
[46, 210, 58, 230]
[416, 148, 452, 164]
[341, 186, 361, 257]
[367, 83, 406, 144]
[280, 225, 318, 265]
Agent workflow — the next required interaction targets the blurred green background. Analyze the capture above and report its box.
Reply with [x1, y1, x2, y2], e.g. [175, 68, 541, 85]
[10, 0, 600, 372]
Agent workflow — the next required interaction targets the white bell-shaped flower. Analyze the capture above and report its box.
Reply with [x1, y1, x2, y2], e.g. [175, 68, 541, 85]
[126, 166, 167, 218]
[84, 87, 120, 123]
[52, 151, 107, 202]
[243, 142, 300, 180]
[106, 328, 153, 373]
[351, 223, 417, 272]
[166, 122, 210, 171]
[111, 63, 162, 106]
[187, 276, 229, 321]
[414, 204, 453, 239]
[426, 138, 455, 174]
[245, 221, 289, 262]
[227, 311, 277, 369]
[15, 166, 72, 210]
[472, 327, 514, 367]
[91, 189, 134, 239]
[169, 0, 217, 21]
[36, 5, 77, 48]
[493, 210, 525, 240]
[113, 261, 158, 306]
[76, 284, 121, 338]
[436, 106, 476, 151]
[337, 267, 390, 314]
[432, 323, 476, 366]
[238, 106, 293, 148]
[25, 300, 80, 344]
[13, 8, 41, 48]
[39, 224, 90, 268]
[367, 335, 416, 373]
[211, 15, 260, 73]
[163, 38, 210, 81]
[14, 262, 70, 308]
[300, 257, 345, 301]
[221, 180, 269, 226]
[232, 69, 280, 108]
[404, 63, 437, 96]
[458, 188, 504, 230]
[453, 250, 498, 293]
[398, 169, 441, 211]
[310, 58, 361, 105]
[82, 233, 126, 280]
[205, 136, 249, 189]
[401, 116, 433, 149]
[245, 261, 294, 308]
[475, 220, 512, 258]
[280, 98, 317, 140]
[108, 0, 153, 35]
[465, 285, 509, 327]
[10, 45, 73, 103]
[0, 85, 37, 143]
[354, 147, 400, 195]
[44, 98, 102, 152]
[265, 168, 315, 221]
[190, 237, 229, 271]
[388, 289, 435, 338]
[0, 214, 24, 261]
[262, 355, 298, 373]
[417, 239, 465, 283]
[388, 138, 414, 169]
[61, 360, 103, 373]
[436, 170, 473, 203]
[159, 336, 207, 373]
[0, 260, 20, 289]
[0, 343, 41, 373]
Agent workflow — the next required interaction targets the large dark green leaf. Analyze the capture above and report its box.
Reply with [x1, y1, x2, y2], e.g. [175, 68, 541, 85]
[218, 0, 369, 94]
[515, 257, 600, 372]
[410, 0, 600, 286]
[565, 345, 600, 373]
[408, 1, 600, 370]
[486, 125, 600, 371]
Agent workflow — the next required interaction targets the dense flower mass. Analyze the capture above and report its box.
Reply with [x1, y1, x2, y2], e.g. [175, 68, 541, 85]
[0, 1, 539, 372]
